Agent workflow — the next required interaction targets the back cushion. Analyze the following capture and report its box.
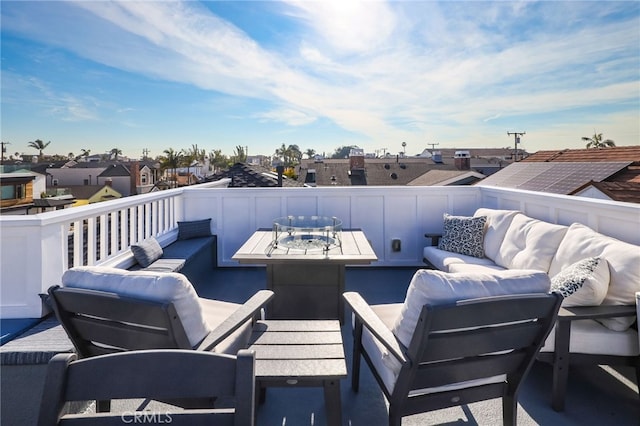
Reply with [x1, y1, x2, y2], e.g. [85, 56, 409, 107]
[61, 266, 211, 347]
[549, 223, 640, 330]
[494, 214, 567, 272]
[474, 208, 521, 262]
[391, 269, 551, 348]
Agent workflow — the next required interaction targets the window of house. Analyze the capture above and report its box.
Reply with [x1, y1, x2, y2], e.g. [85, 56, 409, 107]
[1, 183, 26, 200]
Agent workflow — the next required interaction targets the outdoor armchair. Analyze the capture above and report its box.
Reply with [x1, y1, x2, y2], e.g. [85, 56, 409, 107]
[343, 269, 562, 426]
[37, 349, 256, 426]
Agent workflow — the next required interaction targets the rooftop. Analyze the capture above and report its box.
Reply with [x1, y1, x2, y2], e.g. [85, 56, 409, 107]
[1, 182, 638, 425]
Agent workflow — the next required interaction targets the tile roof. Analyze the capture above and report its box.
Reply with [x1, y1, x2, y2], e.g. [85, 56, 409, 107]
[570, 181, 640, 204]
[522, 146, 640, 162]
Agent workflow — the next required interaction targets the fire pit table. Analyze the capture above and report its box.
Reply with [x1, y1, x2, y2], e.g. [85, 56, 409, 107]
[232, 216, 377, 323]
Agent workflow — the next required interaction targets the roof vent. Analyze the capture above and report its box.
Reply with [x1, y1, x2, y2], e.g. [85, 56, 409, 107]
[399, 163, 406, 169]
[384, 164, 390, 170]
[390, 173, 398, 179]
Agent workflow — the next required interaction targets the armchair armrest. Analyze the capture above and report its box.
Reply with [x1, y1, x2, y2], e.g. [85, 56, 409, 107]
[424, 233, 442, 247]
[196, 290, 274, 351]
[557, 304, 637, 322]
[343, 292, 407, 364]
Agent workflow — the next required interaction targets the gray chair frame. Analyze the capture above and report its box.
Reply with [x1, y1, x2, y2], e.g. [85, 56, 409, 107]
[47, 285, 273, 357]
[344, 291, 562, 426]
[37, 349, 256, 426]
[47, 285, 272, 411]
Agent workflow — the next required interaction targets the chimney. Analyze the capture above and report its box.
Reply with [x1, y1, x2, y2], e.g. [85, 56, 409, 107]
[454, 151, 471, 170]
[105, 178, 113, 187]
[349, 148, 365, 171]
[276, 165, 284, 187]
[130, 161, 140, 195]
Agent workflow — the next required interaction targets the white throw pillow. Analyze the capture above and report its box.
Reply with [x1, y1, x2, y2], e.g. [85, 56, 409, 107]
[61, 266, 211, 347]
[473, 208, 521, 263]
[550, 257, 610, 307]
[549, 223, 640, 331]
[391, 269, 551, 348]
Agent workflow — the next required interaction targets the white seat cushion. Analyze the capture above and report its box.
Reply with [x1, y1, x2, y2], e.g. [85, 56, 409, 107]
[391, 269, 551, 348]
[540, 319, 639, 356]
[199, 298, 252, 354]
[61, 266, 211, 347]
[448, 263, 507, 274]
[423, 246, 498, 272]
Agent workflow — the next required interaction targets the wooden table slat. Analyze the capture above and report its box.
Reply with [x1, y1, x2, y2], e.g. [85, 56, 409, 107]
[250, 331, 343, 345]
[255, 359, 347, 378]
[250, 344, 345, 360]
[253, 320, 339, 332]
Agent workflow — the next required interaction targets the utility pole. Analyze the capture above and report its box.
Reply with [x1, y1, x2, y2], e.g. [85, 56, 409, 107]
[507, 131, 525, 161]
[1, 141, 10, 164]
[428, 142, 439, 150]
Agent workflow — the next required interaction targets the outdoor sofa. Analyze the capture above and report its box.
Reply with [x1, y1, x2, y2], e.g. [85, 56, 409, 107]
[423, 208, 640, 410]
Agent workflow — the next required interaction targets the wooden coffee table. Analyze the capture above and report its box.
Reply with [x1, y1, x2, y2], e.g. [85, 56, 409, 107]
[248, 320, 347, 426]
[233, 229, 377, 323]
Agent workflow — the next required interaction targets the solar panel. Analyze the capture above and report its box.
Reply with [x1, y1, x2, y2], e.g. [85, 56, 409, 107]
[477, 161, 632, 195]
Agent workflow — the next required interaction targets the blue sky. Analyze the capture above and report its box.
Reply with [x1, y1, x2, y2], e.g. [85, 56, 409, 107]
[1, 1, 639, 160]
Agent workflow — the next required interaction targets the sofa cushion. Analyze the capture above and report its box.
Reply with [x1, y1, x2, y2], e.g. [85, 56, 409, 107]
[423, 246, 499, 272]
[391, 269, 551, 348]
[494, 214, 567, 272]
[448, 263, 508, 274]
[130, 236, 163, 268]
[473, 208, 521, 263]
[177, 218, 212, 240]
[437, 214, 487, 258]
[61, 266, 211, 347]
[550, 257, 609, 307]
[549, 223, 640, 331]
[540, 319, 639, 356]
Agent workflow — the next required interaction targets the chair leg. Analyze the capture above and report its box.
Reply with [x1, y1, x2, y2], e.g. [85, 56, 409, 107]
[352, 322, 363, 392]
[388, 405, 402, 426]
[502, 394, 517, 426]
[551, 320, 571, 412]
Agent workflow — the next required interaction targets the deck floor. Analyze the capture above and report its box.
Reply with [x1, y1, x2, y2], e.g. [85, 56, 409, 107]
[191, 266, 639, 426]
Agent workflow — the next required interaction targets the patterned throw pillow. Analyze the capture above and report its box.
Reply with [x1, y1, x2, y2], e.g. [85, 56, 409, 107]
[177, 218, 212, 240]
[130, 236, 163, 268]
[437, 214, 487, 258]
[550, 257, 610, 307]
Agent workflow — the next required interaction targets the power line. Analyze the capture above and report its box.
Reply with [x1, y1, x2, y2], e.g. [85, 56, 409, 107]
[507, 132, 525, 161]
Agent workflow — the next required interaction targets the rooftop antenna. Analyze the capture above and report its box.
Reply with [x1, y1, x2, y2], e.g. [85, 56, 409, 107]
[507, 131, 525, 161]
[428, 142, 439, 150]
[142, 148, 150, 159]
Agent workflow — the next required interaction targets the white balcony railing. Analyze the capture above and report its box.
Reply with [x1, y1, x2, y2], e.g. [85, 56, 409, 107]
[1, 184, 639, 319]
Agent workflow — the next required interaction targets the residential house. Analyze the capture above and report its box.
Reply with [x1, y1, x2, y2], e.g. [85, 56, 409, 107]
[47, 160, 160, 196]
[297, 148, 486, 187]
[477, 146, 640, 203]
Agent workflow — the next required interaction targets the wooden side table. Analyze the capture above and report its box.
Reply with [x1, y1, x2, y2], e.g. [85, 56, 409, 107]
[248, 320, 347, 426]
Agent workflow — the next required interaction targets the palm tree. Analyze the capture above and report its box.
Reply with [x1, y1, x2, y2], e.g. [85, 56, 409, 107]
[28, 139, 51, 159]
[582, 132, 616, 149]
[209, 149, 229, 172]
[79, 148, 91, 160]
[110, 148, 122, 161]
[231, 145, 247, 164]
[305, 148, 316, 159]
[160, 148, 182, 188]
